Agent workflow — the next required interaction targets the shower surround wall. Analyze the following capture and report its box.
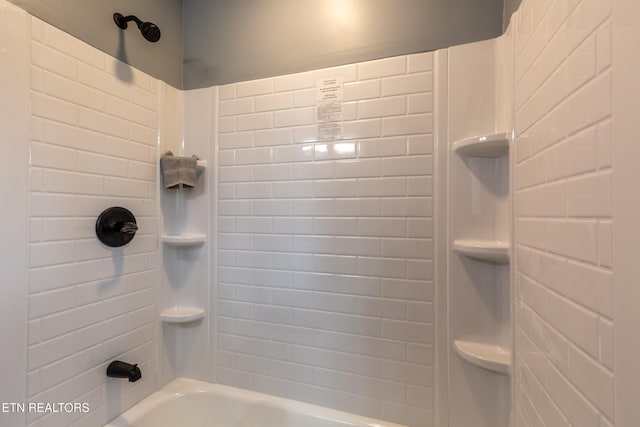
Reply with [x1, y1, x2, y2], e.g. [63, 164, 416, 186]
[1, 0, 633, 426]
[513, 0, 614, 426]
[26, 14, 161, 427]
[213, 55, 435, 427]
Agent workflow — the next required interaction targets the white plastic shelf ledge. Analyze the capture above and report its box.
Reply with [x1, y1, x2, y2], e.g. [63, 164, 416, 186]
[452, 132, 509, 157]
[160, 307, 205, 324]
[161, 233, 206, 247]
[454, 336, 511, 375]
[196, 160, 207, 170]
[453, 239, 509, 264]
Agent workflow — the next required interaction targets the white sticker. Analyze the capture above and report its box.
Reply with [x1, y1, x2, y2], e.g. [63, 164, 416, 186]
[317, 77, 344, 103]
[317, 78, 343, 141]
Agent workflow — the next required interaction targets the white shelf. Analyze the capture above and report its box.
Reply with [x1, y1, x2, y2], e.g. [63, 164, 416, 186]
[454, 337, 511, 375]
[453, 239, 509, 264]
[452, 132, 509, 157]
[160, 307, 205, 324]
[161, 233, 206, 247]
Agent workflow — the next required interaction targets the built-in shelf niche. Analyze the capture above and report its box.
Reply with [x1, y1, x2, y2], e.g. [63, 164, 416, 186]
[161, 233, 206, 247]
[160, 307, 205, 324]
[450, 131, 511, 379]
[452, 132, 509, 157]
[453, 239, 509, 264]
[453, 336, 511, 375]
[160, 156, 207, 329]
[443, 38, 514, 427]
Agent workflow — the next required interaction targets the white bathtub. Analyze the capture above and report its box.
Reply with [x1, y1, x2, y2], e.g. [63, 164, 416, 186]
[104, 378, 407, 427]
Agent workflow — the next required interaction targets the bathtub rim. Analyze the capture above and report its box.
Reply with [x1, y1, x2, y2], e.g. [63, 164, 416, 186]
[103, 377, 408, 427]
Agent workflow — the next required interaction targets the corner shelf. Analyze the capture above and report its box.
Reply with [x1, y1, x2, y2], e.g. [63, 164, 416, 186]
[196, 160, 207, 170]
[160, 307, 205, 324]
[453, 239, 509, 264]
[454, 337, 511, 375]
[452, 132, 509, 157]
[161, 233, 206, 247]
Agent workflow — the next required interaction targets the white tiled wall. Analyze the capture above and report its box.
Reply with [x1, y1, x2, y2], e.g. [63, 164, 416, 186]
[513, 0, 613, 425]
[216, 54, 435, 427]
[27, 17, 160, 427]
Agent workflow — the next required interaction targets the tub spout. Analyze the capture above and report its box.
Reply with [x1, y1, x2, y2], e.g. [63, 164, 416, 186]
[107, 360, 142, 382]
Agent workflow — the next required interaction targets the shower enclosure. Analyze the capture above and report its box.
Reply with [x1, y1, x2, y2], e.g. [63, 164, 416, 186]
[0, 0, 635, 426]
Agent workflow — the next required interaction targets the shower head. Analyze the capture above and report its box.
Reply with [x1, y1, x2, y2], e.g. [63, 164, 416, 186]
[113, 13, 161, 43]
[140, 21, 161, 43]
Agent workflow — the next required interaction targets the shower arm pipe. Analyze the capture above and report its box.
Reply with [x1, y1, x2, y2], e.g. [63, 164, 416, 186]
[115, 14, 144, 29]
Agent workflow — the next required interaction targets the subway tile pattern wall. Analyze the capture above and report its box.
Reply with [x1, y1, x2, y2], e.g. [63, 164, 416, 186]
[27, 17, 159, 427]
[513, 0, 613, 426]
[216, 54, 434, 427]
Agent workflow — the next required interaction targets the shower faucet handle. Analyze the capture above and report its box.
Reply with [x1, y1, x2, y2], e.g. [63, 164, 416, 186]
[120, 222, 139, 234]
[95, 207, 138, 247]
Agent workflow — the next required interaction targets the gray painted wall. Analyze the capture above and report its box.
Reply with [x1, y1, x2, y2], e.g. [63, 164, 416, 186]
[8, 0, 182, 88]
[183, 0, 505, 89]
[8, 0, 513, 89]
[504, 0, 522, 29]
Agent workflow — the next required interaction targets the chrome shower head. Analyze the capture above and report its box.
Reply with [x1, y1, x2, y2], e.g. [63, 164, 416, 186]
[113, 13, 161, 43]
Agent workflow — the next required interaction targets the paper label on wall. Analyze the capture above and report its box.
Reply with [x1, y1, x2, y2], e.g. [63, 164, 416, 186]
[317, 78, 343, 141]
